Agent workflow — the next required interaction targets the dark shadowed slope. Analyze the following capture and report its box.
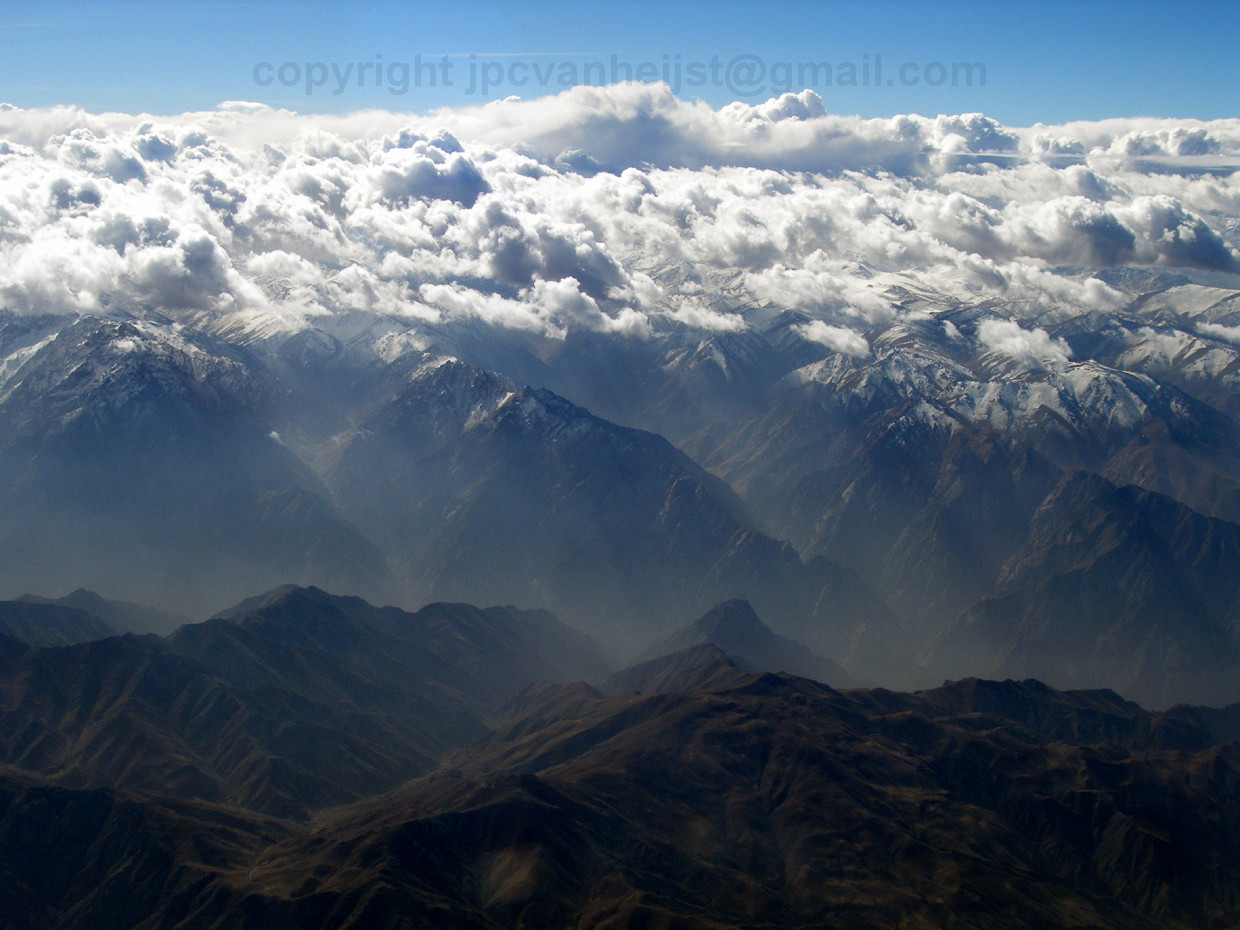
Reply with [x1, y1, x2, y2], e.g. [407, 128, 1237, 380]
[0, 317, 393, 617]
[605, 642, 759, 697]
[192, 585, 610, 711]
[0, 630, 445, 819]
[0, 586, 610, 820]
[0, 767, 295, 930]
[932, 473, 1240, 708]
[327, 357, 896, 659]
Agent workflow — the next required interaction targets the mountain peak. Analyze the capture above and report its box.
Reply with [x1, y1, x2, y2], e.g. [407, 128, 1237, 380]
[687, 599, 769, 639]
[492, 385, 595, 434]
[640, 600, 853, 688]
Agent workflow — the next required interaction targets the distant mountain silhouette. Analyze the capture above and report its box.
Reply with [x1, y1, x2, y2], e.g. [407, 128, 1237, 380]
[0, 599, 117, 647]
[637, 599, 853, 687]
[17, 588, 187, 635]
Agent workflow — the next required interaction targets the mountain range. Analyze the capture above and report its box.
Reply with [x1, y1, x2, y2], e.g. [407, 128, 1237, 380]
[0, 586, 1237, 929]
[4, 88, 1240, 929]
[5, 274, 1240, 705]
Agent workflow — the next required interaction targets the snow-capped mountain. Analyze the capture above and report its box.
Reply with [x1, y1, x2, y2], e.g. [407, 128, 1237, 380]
[3, 265, 1239, 705]
[0, 315, 392, 616]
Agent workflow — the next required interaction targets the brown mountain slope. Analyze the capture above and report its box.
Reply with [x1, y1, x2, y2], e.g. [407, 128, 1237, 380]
[0, 632, 444, 819]
[0, 767, 293, 930]
[227, 660, 1240, 930]
[3, 620, 1239, 929]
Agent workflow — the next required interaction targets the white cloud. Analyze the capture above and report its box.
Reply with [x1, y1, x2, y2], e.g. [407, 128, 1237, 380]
[418, 277, 650, 339]
[0, 231, 122, 314]
[0, 88, 1235, 346]
[1115, 196, 1240, 272]
[1197, 322, 1240, 346]
[977, 319, 1073, 370]
[657, 298, 748, 332]
[794, 320, 872, 357]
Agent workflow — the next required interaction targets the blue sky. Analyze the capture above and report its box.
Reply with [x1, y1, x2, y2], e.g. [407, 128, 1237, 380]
[0, 0, 1236, 124]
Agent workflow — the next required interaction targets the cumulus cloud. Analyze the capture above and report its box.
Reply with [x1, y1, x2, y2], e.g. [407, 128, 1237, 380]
[369, 136, 490, 207]
[418, 83, 951, 175]
[0, 86, 1236, 351]
[658, 298, 748, 332]
[0, 232, 122, 314]
[127, 226, 235, 308]
[419, 277, 648, 340]
[977, 319, 1073, 370]
[1115, 196, 1240, 272]
[747, 262, 898, 326]
[794, 320, 872, 357]
[1197, 322, 1240, 346]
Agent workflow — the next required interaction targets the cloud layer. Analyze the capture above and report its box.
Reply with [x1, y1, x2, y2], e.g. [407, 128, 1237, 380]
[0, 86, 1238, 357]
